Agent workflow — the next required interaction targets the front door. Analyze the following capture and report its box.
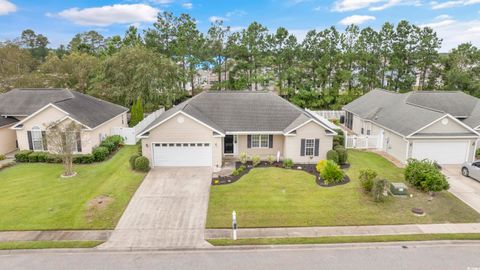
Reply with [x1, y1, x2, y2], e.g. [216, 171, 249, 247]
[224, 135, 234, 154]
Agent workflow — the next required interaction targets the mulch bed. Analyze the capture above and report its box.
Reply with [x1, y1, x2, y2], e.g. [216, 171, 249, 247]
[212, 160, 351, 187]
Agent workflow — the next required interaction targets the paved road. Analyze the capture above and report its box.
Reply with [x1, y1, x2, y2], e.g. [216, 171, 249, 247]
[99, 167, 212, 250]
[443, 165, 480, 213]
[2, 242, 480, 270]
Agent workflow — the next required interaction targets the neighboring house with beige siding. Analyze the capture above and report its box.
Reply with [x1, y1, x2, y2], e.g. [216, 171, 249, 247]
[343, 89, 480, 165]
[0, 88, 128, 155]
[138, 91, 337, 171]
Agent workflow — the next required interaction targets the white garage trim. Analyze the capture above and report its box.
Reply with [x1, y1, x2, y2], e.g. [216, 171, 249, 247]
[151, 142, 213, 167]
[411, 140, 470, 164]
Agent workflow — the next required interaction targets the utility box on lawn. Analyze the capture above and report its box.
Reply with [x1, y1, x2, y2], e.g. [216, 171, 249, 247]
[390, 182, 408, 196]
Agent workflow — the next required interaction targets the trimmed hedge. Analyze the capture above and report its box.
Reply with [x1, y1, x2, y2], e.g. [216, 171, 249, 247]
[129, 154, 140, 170]
[93, 146, 110, 162]
[46, 153, 62, 163]
[15, 150, 33, 162]
[326, 150, 339, 164]
[28, 152, 48, 163]
[134, 156, 150, 172]
[73, 154, 95, 164]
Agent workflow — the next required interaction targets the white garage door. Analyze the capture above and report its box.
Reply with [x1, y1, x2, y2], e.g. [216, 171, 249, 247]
[411, 140, 469, 164]
[153, 143, 212, 167]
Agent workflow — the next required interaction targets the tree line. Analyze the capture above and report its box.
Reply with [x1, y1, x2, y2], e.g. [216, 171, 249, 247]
[1, 12, 479, 111]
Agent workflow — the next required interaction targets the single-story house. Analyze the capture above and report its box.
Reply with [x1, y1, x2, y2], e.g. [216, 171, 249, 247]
[0, 88, 128, 155]
[138, 91, 337, 171]
[343, 89, 480, 165]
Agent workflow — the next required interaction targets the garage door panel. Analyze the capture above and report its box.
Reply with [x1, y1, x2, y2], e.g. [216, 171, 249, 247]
[411, 140, 468, 164]
[153, 143, 212, 167]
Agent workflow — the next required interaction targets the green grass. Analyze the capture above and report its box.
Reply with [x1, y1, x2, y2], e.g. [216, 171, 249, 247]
[0, 241, 103, 250]
[0, 146, 146, 230]
[206, 150, 480, 228]
[208, 234, 480, 246]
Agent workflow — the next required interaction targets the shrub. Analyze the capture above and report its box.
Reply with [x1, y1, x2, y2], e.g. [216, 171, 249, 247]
[333, 135, 344, 147]
[27, 152, 40, 162]
[0, 154, 5, 161]
[267, 155, 275, 165]
[252, 155, 261, 167]
[335, 147, 348, 165]
[316, 160, 328, 173]
[405, 159, 449, 193]
[73, 154, 95, 164]
[320, 160, 344, 185]
[15, 150, 32, 162]
[239, 152, 248, 164]
[232, 166, 246, 176]
[326, 150, 339, 164]
[372, 179, 389, 202]
[134, 156, 150, 172]
[35, 152, 48, 162]
[283, 158, 293, 169]
[100, 140, 116, 153]
[238, 165, 246, 173]
[93, 146, 110, 162]
[107, 135, 124, 147]
[129, 154, 140, 170]
[359, 169, 377, 192]
[476, 148, 480, 157]
[46, 153, 62, 163]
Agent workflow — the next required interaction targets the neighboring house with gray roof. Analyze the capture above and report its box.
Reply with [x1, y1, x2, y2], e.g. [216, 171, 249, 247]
[138, 91, 337, 171]
[343, 89, 480, 165]
[0, 88, 128, 155]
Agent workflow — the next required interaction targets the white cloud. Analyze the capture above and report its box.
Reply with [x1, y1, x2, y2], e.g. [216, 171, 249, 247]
[226, 9, 247, 17]
[181, 2, 193, 9]
[339, 15, 376, 25]
[209, 16, 228, 23]
[430, 0, 480, 9]
[149, 0, 174, 4]
[332, 0, 419, 12]
[57, 4, 159, 26]
[0, 0, 16, 15]
[421, 17, 480, 51]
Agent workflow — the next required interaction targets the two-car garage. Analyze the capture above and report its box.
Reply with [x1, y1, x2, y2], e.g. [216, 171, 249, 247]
[152, 142, 212, 167]
[410, 140, 472, 165]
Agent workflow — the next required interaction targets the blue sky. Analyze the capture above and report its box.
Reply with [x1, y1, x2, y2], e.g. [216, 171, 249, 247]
[0, 0, 479, 51]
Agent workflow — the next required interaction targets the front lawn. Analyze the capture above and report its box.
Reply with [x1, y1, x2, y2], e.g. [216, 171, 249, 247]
[206, 150, 480, 228]
[0, 146, 146, 230]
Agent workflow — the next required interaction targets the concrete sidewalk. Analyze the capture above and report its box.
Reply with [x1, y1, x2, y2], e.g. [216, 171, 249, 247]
[0, 230, 112, 242]
[205, 223, 480, 239]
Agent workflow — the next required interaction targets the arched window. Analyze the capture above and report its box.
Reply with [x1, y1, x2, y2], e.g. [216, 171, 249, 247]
[31, 126, 44, 151]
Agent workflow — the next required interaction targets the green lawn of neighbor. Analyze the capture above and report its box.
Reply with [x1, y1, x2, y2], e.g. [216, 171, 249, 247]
[206, 150, 480, 228]
[0, 241, 103, 250]
[0, 146, 146, 230]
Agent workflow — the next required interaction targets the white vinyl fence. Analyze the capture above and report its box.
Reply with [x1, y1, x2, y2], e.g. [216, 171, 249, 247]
[345, 134, 382, 149]
[311, 110, 345, 120]
[111, 108, 164, 145]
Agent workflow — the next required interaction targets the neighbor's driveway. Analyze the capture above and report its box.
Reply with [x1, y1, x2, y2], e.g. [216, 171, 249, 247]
[99, 167, 212, 250]
[442, 165, 480, 214]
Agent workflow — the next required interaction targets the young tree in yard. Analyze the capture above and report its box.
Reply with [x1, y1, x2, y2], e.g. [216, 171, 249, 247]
[45, 121, 83, 177]
[130, 97, 144, 127]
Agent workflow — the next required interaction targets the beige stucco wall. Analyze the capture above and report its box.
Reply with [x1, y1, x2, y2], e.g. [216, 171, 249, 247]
[237, 135, 284, 158]
[0, 125, 17, 155]
[383, 129, 408, 163]
[82, 112, 127, 153]
[283, 121, 333, 163]
[141, 113, 222, 170]
[416, 117, 473, 134]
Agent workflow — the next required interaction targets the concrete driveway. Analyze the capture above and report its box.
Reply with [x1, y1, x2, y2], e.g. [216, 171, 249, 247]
[442, 165, 480, 214]
[99, 167, 212, 250]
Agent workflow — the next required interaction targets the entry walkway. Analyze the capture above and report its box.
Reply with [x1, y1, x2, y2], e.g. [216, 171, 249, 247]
[205, 223, 480, 239]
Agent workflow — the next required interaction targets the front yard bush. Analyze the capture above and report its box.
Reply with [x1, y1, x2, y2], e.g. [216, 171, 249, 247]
[372, 179, 389, 202]
[45, 153, 62, 163]
[283, 159, 293, 169]
[107, 135, 124, 147]
[252, 155, 261, 167]
[359, 169, 377, 192]
[334, 146, 348, 165]
[134, 156, 150, 172]
[232, 165, 246, 176]
[129, 154, 140, 170]
[15, 150, 32, 162]
[316, 160, 328, 173]
[93, 146, 110, 162]
[28, 152, 46, 163]
[267, 155, 275, 165]
[100, 140, 116, 153]
[73, 154, 95, 164]
[405, 159, 450, 193]
[320, 160, 344, 185]
[239, 152, 248, 164]
[326, 150, 339, 164]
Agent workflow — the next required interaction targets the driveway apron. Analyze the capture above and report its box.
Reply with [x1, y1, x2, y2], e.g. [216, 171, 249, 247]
[442, 165, 480, 214]
[99, 167, 212, 250]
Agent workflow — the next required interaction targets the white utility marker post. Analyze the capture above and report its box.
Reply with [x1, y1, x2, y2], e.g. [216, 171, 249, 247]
[232, 210, 237, 240]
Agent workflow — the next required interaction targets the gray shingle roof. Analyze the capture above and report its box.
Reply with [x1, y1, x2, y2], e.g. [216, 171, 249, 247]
[0, 88, 128, 128]
[406, 91, 478, 117]
[140, 91, 334, 135]
[0, 117, 18, 128]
